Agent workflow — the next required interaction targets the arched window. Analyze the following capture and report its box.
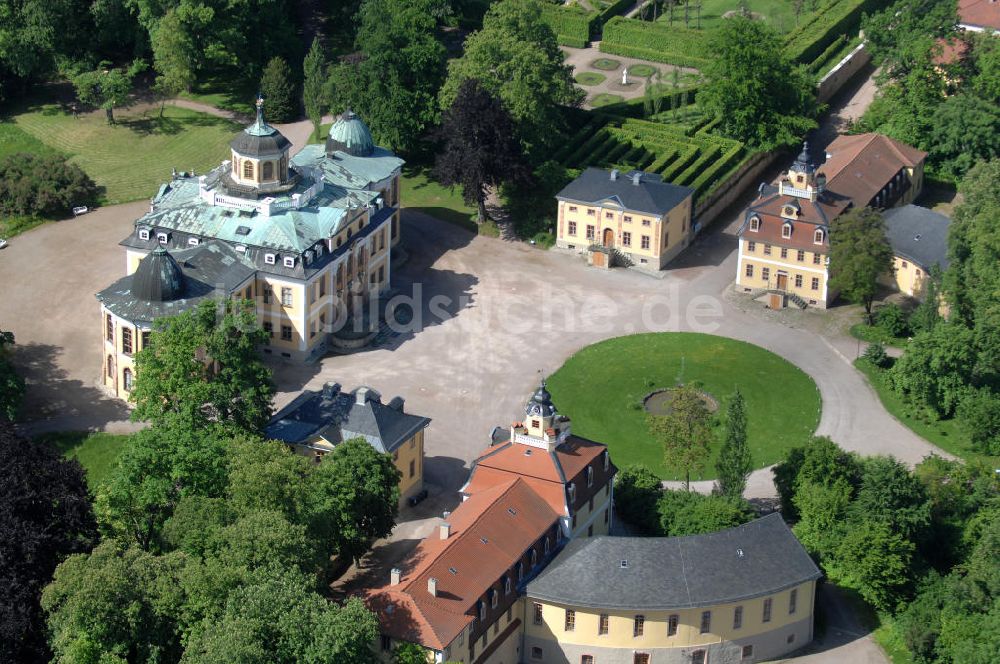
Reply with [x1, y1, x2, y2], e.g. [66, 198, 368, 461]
[531, 549, 538, 567]
[106, 355, 114, 378]
[243, 159, 254, 180]
[782, 223, 792, 239]
[123, 368, 133, 392]
[813, 228, 824, 244]
[262, 161, 274, 180]
[749, 216, 761, 232]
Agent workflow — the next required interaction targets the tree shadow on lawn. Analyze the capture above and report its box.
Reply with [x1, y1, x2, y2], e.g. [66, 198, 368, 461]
[120, 111, 239, 137]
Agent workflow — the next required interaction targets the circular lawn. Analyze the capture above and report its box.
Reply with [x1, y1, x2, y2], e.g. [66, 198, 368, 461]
[575, 71, 607, 86]
[547, 333, 821, 481]
[590, 58, 621, 71]
[590, 93, 624, 107]
[628, 64, 658, 77]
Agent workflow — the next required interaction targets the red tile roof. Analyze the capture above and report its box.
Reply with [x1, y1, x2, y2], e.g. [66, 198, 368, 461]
[464, 436, 609, 514]
[822, 133, 927, 208]
[933, 36, 970, 65]
[959, 0, 1000, 31]
[363, 478, 560, 650]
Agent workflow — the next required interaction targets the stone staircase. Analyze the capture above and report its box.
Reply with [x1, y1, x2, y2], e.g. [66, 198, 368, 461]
[748, 288, 808, 310]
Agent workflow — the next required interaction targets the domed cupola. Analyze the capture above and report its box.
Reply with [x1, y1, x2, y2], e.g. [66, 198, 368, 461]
[326, 110, 375, 157]
[132, 247, 186, 302]
[228, 96, 293, 192]
[781, 140, 827, 200]
[525, 380, 557, 419]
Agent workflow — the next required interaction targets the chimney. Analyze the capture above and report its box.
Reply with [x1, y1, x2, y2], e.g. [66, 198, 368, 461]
[442, 511, 451, 520]
[428, 577, 438, 597]
[356, 387, 369, 405]
[388, 396, 405, 412]
[610, 169, 619, 181]
[440, 522, 451, 539]
[632, 172, 642, 186]
[391, 568, 402, 585]
[322, 382, 340, 399]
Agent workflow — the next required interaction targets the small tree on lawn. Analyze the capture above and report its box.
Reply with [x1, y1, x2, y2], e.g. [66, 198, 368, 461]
[259, 56, 297, 123]
[648, 385, 712, 491]
[829, 207, 894, 322]
[302, 38, 328, 141]
[716, 388, 751, 499]
[434, 78, 529, 224]
[73, 60, 147, 125]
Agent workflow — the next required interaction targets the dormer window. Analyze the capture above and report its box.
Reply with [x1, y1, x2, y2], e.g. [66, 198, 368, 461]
[264, 253, 276, 265]
[156, 232, 168, 244]
[814, 229, 825, 244]
[587, 466, 594, 487]
[479, 601, 486, 621]
[603, 450, 610, 471]
[491, 590, 498, 609]
[283, 256, 295, 268]
[783, 205, 797, 217]
[518, 562, 524, 581]
[188, 237, 200, 246]
[749, 216, 760, 232]
[568, 483, 576, 503]
[781, 223, 792, 239]
[138, 229, 150, 241]
[504, 577, 512, 594]
[544, 537, 551, 554]
[531, 549, 538, 567]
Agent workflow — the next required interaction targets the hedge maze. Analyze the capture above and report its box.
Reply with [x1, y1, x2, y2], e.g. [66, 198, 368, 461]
[553, 115, 745, 202]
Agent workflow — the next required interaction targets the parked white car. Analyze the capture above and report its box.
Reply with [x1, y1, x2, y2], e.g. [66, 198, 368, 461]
[0, 238, 8, 249]
[72, 206, 89, 216]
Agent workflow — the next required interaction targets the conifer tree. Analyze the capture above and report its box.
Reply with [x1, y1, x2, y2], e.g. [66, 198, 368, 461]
[716, 389, 752, 499]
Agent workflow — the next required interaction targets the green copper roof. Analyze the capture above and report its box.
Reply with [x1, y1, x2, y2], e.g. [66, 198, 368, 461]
[246, 97, 278, 137]
[328, 111, 375, 156]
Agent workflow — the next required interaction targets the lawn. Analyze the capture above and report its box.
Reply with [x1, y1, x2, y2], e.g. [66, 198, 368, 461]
[36, 431, 129, 489]
[854, 359, 1000, 466]
[400, 166, 479, 232]
[590, 93, 625, 107]
[12, 104, 241, 205]
[547, 333, 821, 480]
[0, 121, 60, 159]
[850, 323, 910, 348]
[575, 72, 607, 86]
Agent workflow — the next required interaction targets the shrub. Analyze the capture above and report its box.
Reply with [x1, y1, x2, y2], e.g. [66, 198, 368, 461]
[599, 17, 713, 69]
[783, 0, 892, 64]
[614, 464, 664, 534]
[539, 4, 597, 47]
[956, 388, 1000, 455]
[863, 341, 892, 369]
[0, 153, 100, 218]
[875, 303, 910, 338]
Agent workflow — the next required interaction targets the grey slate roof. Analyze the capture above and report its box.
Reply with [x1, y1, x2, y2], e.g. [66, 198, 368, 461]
[882, 204, 950, 270]
[555, 167, 693, 217]
[266, 383, 430, 454]
[527, 514, 821, 610]
[96, 241, 255, 325]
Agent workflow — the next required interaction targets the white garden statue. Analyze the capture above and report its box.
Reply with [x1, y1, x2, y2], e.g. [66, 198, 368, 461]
[622, 67, 629, 85]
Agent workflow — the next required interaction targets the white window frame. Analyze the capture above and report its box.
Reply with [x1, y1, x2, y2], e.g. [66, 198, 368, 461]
[156, 232, 168, 244]
[782, 223, 792, 239]
[188, 237, 200, 246]
[283, 256, 296, 268]
[264, 253, 276, 265]
[138, 229, 150, 240]
[749, 216, 761, 232]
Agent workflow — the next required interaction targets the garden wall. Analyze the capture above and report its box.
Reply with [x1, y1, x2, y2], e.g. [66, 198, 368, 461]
[693, 149, 781, 230]
[816, 41, 871, 102]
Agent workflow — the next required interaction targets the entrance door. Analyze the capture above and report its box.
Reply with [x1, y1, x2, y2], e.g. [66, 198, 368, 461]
[776, 272, 788, 290]
[603, 228, 614, 247]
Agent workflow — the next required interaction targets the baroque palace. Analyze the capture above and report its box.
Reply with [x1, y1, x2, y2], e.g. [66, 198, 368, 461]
[363, 384, 820, 664]
[96, 101, 402, 399]
[734, 133, 928, 308]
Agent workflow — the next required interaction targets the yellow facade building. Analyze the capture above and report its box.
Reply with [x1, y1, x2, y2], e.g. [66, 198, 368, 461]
[556, 168, 694, 272]
[265, 382, 430, 506]
[735, 134, 927, 308]
[880, 204, 950, 298]
[97, 103, 403, 400]
[523, 515, 822, 664]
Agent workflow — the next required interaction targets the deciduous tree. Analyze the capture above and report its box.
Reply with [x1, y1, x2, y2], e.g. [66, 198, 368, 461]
[434, 78, 529, 223]
[439, 0, 583, 159]
[72, 60, 147, 124]
[151, 9, 195, 117]
[130, 299, 274, 433]
[613, 464, 664, 534]
[827, 520, 915, 612]
[0, 153, 100, 219]
[0, 329, 24, 421]
[715, 388, 751, 499]
[828, 207, 894, 320]
[658, 489, 755, 537]
[648, 385, 712, 491]
[1, 426, 96, 663]
[697, 17, 815, 149]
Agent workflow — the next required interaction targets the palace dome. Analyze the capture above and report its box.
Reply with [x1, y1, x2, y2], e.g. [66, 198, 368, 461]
[525, 380, 557, 418]
[132, 247, 186, 302]
[327, 110, 375, 157]
[230, 99, 291, 157]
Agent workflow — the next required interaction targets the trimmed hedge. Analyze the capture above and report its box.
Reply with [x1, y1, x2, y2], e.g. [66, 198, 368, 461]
[783, 0, 891, 64]
[540, 4, 597, 47]
[599, 17, 713, 69]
